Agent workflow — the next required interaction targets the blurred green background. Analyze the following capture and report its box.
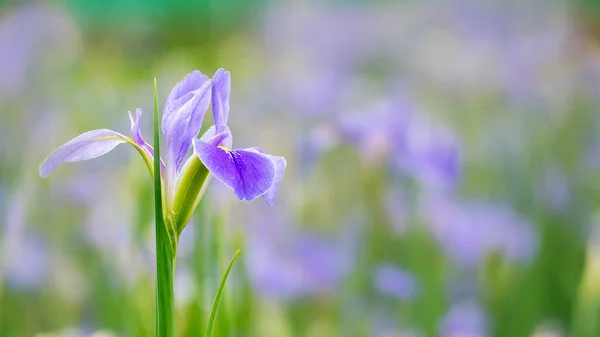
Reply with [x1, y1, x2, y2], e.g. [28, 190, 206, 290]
[2, 0, 600, 336]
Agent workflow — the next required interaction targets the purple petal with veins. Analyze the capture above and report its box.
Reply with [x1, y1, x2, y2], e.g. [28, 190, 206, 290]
[39, 129, 128, 178]
[247, 147, 286, 205]
[193, 139, 276, 201]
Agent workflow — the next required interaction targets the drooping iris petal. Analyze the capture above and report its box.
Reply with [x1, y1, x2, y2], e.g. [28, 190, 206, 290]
[247, 147, 286, 205]
[162, 70, 212, 171]
[211, 68, 231, 132]
[193, 139, 276, 201]
[128, 108, 153, 156]
[264, 155, 286, 205]
[39, 129, 128, 178]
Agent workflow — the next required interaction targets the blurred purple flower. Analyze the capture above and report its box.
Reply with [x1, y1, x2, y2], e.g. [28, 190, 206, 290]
[425, 197, 537, 266]
[262, 3, 366, 117]
[0, 2, 79, 97]
[79, 182, 152, 286]
[448, 1, 571, 108]
[1, 234, 50, 290]
[1, 185, 50, 290]
[338, 86, 460, 188]
[298, 123, 341, 172]
[373, 264, 419, 300]
[340, 91, 412, 162]
[397, 116, 461, 189]
[440, 301, 488, 337]
[245, 224, 354, 301]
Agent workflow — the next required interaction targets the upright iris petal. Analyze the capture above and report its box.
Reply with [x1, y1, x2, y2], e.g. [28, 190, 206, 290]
[129, 108, 153, 156]
[39, 129, 128, 178]
[162, 70, 212, 171]
[211, 68, 231, 132]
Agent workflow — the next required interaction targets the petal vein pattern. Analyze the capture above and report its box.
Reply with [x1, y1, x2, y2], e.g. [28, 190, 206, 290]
[194, 139, 276, 201]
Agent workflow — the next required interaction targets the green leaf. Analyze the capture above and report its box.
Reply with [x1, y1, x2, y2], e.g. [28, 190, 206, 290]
[153, 77, 176, 337]
[205, 249, 241, 337]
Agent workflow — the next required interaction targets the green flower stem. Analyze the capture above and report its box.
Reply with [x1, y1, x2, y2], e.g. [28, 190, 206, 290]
[153, 78, 176, 337]
[155, 220, 177, 337]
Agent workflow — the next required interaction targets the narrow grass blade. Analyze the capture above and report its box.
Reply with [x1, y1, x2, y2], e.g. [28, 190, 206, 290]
[205, 249, 241, 337]
[153, 77, 176, 337]
[153, 77, 162, 221]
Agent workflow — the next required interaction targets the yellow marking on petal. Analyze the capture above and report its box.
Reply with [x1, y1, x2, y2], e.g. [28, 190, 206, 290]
[218, 145, 231, 152]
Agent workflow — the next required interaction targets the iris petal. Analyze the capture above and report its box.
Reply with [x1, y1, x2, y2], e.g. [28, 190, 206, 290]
[128, 108, 154, 156]
[162, 70, 212, 171]
[164, 70, 210, 110]
[247, 148, 286, 205]
[200, 125, 233, 148]
[193, 139, 276, 201]
[263, 156, 286, 205]
[211, 68, 231, 133]
[39, 129, 128, 178]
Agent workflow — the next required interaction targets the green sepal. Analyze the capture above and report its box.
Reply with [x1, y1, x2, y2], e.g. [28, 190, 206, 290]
[171, 154, 211, 234]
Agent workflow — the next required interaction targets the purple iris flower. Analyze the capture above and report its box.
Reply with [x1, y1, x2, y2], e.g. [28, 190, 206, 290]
[425, 196, 537, 266]
[192, 68, 286, 205]
[40, 69, 285, 228]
